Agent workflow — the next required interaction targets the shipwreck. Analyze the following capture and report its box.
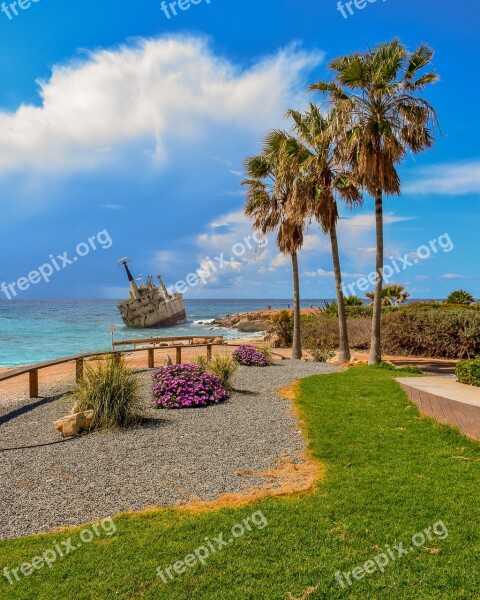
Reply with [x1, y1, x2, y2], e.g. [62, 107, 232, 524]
[117, 258, 187, 329]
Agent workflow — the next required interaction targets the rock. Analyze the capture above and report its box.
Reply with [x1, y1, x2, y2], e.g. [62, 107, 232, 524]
[213, 337, 223, 345]
[54, 410, 95, 437]
[238, 319, 269, 333]
[83, 410, 94, 430]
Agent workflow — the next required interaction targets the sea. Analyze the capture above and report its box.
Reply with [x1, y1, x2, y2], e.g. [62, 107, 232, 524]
[0, 299, 326, 367]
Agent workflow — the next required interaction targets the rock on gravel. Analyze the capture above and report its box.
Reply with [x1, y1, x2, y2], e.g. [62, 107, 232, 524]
[0, 360, 340, 540]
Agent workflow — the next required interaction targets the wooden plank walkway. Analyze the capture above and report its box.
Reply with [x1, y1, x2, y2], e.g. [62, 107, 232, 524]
[397, 377, 480, 441]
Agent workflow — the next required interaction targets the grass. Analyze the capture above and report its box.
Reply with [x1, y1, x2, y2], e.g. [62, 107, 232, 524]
[1, 366, 480, 598]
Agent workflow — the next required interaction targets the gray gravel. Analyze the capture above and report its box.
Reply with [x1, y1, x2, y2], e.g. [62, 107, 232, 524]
[0, 360, 340, 540]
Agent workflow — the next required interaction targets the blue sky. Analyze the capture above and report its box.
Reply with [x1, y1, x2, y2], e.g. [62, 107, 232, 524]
[0, 0, 478, 300]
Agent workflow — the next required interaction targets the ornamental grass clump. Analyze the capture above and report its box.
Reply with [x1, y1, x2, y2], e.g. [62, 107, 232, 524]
[152, 364, 229, 409]
[74, 355, 143, 429]
[193, 353, 238, 391]
[232, 345, 269, 367]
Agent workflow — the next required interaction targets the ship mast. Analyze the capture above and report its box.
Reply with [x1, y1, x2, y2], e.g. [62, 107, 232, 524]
[157, 274, 171, 300]
[119, 258, 140, 299]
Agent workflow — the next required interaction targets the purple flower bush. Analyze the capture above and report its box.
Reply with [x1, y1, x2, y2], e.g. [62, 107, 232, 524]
[232, 345, 269, 367]
[152, 364, 229, 409]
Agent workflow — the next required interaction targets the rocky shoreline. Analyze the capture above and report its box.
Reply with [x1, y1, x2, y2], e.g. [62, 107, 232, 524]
[212, 308, 320, 333]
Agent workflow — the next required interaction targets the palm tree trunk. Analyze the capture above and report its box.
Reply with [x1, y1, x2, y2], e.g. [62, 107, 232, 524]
[369, 190, 384, 365]
[330, 223, 351, 363]
[291, 251, 302, 360]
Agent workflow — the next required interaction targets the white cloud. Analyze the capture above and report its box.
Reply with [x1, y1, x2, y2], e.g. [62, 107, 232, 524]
[154, 250, 178, 264]
[336, 212, 414, 269]
[304, 268, 364, 279]
[269, 253, 290, 270]
[0, 36, 323, 172]
[404, 161, 480, 195]
[439, 273, 474, 279]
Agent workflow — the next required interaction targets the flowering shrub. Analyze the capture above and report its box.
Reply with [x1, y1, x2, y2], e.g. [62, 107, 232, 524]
[152, 364, 229, 409]
[232, 345, 269, 367]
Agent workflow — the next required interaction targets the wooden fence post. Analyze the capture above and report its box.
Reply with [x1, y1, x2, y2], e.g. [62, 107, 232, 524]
[76, 358, 84, 382]
[148, 348, 155, 369]
[176, 347, 182, 365]
[29, 370, 39, 399]
[207, 344, 212, 361]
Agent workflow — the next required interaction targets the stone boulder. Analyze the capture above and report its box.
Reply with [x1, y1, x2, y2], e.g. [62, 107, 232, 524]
[54, 410, 95, 437]
[237, 319, 269, 333]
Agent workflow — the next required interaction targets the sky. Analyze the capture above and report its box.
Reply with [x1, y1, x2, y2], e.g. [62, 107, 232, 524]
[0, 0, 478, 301]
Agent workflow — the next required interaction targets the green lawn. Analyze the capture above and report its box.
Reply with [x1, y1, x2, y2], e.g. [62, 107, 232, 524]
[1, 366, 480, 599]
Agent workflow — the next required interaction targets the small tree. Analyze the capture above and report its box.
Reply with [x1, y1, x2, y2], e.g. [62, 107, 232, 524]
[445, 290, 476, 305]
[366, 284, 410, 306]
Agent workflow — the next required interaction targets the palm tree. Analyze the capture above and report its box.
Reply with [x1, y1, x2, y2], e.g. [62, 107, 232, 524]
[282, 105, 362, 363]
[310, 39, 439, 364]
[445, 290, 475, 305]
[366, 283, 410, 306]
[242, 137, 304, 359]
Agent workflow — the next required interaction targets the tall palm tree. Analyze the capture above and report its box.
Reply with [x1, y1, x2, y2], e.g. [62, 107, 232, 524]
[310, 39, 439, 364]
[282, 104, 362, 363]
[242, 137, 304, 359]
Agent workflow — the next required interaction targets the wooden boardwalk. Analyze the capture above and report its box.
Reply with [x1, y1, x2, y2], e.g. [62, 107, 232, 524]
[398, 377, 480, 441]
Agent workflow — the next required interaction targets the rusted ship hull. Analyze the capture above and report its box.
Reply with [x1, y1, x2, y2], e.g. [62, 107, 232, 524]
[116, 259, 187, 329]
[118, 295, 186, 329]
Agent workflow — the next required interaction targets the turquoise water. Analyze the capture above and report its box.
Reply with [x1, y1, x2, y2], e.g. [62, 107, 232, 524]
[0, 299, 325, 367]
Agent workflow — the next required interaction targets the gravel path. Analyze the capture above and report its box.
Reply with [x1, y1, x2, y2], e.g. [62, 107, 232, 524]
[0, 360, 340, 540]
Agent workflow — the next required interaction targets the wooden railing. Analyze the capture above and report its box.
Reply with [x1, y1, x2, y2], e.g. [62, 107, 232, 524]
[112, 335, 222, 350]
[0, 337, 285, 400]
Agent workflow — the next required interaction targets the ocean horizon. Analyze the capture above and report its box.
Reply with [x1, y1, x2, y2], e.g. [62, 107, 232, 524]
[0, 298, 331, 367]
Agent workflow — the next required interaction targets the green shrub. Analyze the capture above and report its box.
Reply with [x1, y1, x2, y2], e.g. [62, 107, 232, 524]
[302, 317, 337, 362]
[345, 305, 402, 318]
[344, 295, 364, 306]
[374, 361, 423, 374]
[267, 310, 293, 346]
[318, 300, 338, 317]
[193, 353, 238, 390]
[74, 355, 143, 429]
[455, 359, 480, 387]
[382, 307, 480, 359]
[445, 289, 476, 305]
